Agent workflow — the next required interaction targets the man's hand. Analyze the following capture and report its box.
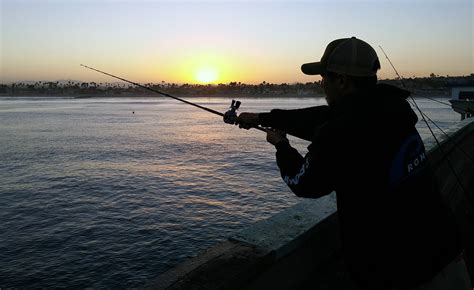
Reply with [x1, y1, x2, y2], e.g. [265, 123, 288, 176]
[235, 112, 260, 129]
[266, 129, 288, 146]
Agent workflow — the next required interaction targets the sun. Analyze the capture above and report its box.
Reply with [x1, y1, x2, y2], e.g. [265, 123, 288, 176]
[195, 67, 219, 84]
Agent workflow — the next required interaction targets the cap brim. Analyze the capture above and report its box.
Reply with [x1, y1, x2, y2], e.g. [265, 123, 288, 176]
[301, 62, 325, 75]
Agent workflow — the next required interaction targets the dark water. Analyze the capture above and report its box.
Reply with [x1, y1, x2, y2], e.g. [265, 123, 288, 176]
[0, 96, 460, 288]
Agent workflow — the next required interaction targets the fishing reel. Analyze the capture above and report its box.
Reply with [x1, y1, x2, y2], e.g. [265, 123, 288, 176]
[223, 99, 241, 124]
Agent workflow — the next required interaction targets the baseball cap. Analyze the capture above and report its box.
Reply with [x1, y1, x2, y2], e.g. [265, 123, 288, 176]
[301, 37, 380, 77]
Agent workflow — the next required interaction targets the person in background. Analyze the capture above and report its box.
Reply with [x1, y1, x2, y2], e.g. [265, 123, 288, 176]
[236, 37, 471, 289]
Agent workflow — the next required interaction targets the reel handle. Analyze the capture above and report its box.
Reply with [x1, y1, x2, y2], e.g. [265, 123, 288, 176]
[223, 99, 240, 124]
[223, 100, 268, 133]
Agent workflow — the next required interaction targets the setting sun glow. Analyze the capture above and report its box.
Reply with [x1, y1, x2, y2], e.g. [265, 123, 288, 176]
[195, 67, 218, 84]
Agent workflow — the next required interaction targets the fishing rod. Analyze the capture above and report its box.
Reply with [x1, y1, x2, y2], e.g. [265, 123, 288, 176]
[378, 46, 446, 141]
[379, 47, 472, 159]
[376, 47, 466, 164]
[377, 48, 450, 108]
[80, 64, 268, 133]
[378, 46, 473, 206]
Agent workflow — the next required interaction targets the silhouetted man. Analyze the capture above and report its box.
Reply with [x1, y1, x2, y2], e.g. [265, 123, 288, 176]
[237, 37, 471, 289]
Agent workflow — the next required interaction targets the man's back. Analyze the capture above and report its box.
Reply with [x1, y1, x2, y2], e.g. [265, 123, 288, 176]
[311, 84, 462, 288]
[237, 36, 468, 289]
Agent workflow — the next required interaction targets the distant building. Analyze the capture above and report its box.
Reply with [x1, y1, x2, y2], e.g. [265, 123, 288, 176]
[448, 81, 474, 120]
[450, 85, 474, 100]
[447, 78, 474, 100]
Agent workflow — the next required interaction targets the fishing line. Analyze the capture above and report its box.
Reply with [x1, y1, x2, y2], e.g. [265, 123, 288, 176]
[419, 96, 451, 107]
[80, 64, 267, 133]
[379, 46, 439, 133]
[379, 46, 472, 206]
[379, 46, 469, 158]
[407, 99, 474, 163]
[378, 46, 446, 157]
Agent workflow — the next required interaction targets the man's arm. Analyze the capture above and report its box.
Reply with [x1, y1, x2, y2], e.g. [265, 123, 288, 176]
[267, 130, 334, 198]
[237, 106, 331, 141]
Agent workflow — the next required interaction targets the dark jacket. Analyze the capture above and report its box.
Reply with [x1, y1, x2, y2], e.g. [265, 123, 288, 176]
[259, 84, 462, 289]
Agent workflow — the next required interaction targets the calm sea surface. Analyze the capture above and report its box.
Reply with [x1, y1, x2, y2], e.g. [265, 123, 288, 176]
[0, 96, 460, 288]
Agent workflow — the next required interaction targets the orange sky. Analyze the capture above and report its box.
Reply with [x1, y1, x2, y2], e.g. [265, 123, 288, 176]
[1, 1, 472, 84]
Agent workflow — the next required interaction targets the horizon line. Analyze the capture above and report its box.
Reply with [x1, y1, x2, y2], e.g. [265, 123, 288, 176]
[2, 73, 473, 86]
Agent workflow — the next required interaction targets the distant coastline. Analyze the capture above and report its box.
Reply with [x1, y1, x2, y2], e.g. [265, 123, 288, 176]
[1, 74, 472, 98]
[0, 93, 325, 99]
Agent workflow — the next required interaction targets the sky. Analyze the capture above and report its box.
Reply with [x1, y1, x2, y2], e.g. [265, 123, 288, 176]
[1, 0, 473, 84]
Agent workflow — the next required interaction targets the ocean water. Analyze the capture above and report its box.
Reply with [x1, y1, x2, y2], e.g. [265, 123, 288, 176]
[0, 96, 460, 288]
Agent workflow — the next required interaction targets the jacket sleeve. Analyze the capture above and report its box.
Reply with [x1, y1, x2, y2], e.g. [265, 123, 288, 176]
[274, 139, 334, 198]
[259, 106, 331, 141]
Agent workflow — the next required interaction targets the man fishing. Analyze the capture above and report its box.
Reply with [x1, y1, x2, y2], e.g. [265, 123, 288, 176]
[236, 37, 470, 289]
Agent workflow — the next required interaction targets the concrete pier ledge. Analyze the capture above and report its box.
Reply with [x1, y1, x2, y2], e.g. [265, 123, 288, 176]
[144, 119, 474, 290]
